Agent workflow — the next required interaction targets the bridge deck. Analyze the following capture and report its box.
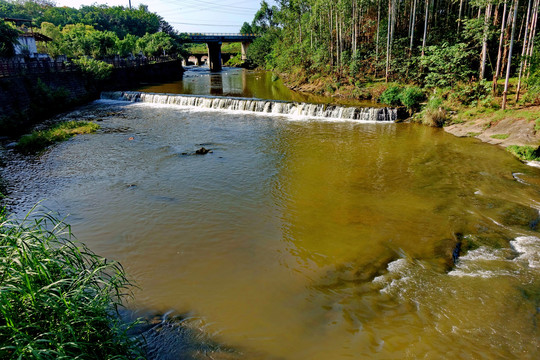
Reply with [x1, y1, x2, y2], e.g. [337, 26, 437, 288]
[180, 33, 259, 43]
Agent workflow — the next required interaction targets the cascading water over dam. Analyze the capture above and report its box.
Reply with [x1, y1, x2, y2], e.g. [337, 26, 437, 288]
[101, 91, 398, 122]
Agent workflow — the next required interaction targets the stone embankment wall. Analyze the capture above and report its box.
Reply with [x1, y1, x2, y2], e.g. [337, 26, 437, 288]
[0, 60, 183, 136]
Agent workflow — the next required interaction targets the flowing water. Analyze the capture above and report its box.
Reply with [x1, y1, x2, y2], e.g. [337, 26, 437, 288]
[4, 67, 540, 359]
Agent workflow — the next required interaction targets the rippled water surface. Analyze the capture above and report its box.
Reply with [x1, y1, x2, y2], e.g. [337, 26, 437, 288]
[7, 97, 540, 358]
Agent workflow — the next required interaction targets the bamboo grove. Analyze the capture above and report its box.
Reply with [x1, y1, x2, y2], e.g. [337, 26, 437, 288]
[247, 0, 539, 107]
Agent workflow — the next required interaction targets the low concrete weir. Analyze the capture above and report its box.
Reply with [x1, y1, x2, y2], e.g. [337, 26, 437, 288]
[101, 91, 398, 122]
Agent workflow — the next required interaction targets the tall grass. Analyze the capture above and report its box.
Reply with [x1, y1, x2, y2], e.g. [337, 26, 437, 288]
[16, 121, 100, 154]
[0, 208, 143, 359]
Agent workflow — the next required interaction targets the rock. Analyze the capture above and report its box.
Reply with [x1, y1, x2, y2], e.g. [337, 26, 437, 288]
[195, 147, 212, 155]
[5, 142, 17, 149]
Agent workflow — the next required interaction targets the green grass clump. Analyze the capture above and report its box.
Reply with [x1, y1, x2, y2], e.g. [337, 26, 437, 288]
[467, 132, 480, 137]
[17, 121, 100, 154]
[506, 145, 540, 161]
[0, 208, 142, 359]
[490, 134, 510, 140]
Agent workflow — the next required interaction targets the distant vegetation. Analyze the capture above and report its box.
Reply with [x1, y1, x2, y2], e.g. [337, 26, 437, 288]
[0, 0, 188, 60]
[240, 0, 540, 119]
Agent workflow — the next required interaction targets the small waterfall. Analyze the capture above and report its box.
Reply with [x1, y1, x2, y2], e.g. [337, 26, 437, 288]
[101, 91, 398, 122]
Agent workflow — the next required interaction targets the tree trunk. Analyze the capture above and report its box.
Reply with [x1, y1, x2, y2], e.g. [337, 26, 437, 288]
[502, 0, 519, 110]
[480, 4, 493, 80]
[386, 0, 392, 81]
[493, 1, 508, 94]
[422, 0, 429, 57]
[516, 0, 533, 101]
[457, 0, 464, 34]
[410, 0, 418, 53]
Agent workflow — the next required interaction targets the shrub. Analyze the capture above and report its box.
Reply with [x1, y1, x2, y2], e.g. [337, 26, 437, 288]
[0, 209, 142, 359]
[506, 145, 540, 161]
[423, 96, 448, 127]
[399, 86, 425, 111]
[17, 121, 100, 154]
[72, 57, 113, 81]
[379, 86, 403, 106]
[451, 80, 492, 105]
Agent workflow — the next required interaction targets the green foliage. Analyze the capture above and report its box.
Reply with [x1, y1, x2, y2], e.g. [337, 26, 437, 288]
[29, 78, 71, 118]
[379, 86, 403, 106]
[17, 120, 100, 154]
[136, 32, 175, 57]
[0, 209, 142, 359]
[1, 1, 166, 39]
[225, 53, 244, 67]
[451, 80, 492, 105]
[247, 30, 278, 68]
[399, 86, 425, 110]
[526, 49, 540, 104]
[0, 19, 20, 58]
[506, 145, 540, 161]
[72, 57, 113, 81]
[420, 43, 476, 88]
[490, 134, 509, 140]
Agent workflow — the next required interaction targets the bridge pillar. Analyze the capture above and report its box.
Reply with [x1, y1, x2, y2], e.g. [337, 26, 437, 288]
[207, 42, 222, 72]
[241, 41, 250, 61]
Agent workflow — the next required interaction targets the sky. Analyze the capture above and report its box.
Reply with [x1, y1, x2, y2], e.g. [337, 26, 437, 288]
[53, 0, 265, 33]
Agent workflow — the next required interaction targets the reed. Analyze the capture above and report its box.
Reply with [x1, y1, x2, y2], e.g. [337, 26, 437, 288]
[0, 207, 143, 359]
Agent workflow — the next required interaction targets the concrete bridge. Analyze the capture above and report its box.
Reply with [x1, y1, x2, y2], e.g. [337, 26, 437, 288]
[180, 33, 259, 71]
[184, 53, 236, 67]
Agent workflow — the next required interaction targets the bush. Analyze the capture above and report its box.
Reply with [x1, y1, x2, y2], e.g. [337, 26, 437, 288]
[30, 78, 71, 117]
[0, 209, 142, 359]
[72, 57, 113, 81]
[379, 86, 403, 106]
[451, 80, 492, 105]
[423, 96, 448, 127]
[399, 86, 425, 111]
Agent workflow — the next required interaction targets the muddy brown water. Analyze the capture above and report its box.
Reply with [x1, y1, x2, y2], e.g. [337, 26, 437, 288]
[3, 67, 540, 359]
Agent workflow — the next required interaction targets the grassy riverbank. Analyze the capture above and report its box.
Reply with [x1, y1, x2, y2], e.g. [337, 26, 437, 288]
[0, 209, 142, 359]
[16, 121, 100, 154]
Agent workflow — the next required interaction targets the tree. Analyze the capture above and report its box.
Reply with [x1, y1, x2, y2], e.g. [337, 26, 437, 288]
[0, 19, 20, 58]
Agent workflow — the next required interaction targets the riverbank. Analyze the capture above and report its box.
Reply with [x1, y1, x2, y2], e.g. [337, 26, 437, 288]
[278, 71, 540, 160]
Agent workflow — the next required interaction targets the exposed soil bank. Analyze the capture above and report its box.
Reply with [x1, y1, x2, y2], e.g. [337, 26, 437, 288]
[444, 106, 540, 147]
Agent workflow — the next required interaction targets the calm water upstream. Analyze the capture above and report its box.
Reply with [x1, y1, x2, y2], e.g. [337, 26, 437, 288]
[6, 67, 540, 359]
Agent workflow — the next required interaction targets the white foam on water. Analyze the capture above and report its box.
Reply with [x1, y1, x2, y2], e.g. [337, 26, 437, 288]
[526, 161, 540, 168]
[100, 91, 398, 123]
[511, 236, 540, 268]
[448, 269, 515, 278]
[459, 247, 505, 262]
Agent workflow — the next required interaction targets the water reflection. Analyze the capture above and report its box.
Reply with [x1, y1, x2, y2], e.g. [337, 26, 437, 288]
[138, 66, 380, 107]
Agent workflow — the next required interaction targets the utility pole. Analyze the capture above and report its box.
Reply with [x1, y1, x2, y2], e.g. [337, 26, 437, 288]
[129, 0, 132, 9]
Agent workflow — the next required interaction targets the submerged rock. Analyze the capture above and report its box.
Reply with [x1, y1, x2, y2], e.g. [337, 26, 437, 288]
[195, 147, 210, 155]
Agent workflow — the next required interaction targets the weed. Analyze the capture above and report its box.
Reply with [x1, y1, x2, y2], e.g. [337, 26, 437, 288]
[490, 134, 509, 140]
[17, 121, 100, 154]
[467, 132, 481, 137]
[0, 208, 142, 359]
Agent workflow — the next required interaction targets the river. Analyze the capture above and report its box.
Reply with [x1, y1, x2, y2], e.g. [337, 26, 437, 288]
[4, 66, 540, 359]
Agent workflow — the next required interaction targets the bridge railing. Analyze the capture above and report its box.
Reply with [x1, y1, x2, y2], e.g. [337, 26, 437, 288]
[183, 33, 260, 37]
